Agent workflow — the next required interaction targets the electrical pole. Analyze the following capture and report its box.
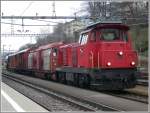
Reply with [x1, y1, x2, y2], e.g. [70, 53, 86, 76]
[3, 45, 5, 56]
[52, 1, 56, 17]
[22, 18, 24, 32]
[9, 45, 11, 53]
[2, 45, 6, 65]
[11, 16, 14, 34]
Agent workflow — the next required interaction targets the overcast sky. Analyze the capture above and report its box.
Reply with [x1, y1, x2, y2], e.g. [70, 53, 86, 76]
[1, 1, 83, 51]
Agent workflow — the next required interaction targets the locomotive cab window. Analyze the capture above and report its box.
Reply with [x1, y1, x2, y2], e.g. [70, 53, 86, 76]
[100, 29, 128, 41]
[90, 31, 96, 42]
[53, 48, 57, 57]
[79, 34, 88, 45]
[78, 35, 82, 44]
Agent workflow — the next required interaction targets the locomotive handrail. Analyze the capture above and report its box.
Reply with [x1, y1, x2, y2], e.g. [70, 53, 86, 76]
[90, 51, 94, 68]
[98, 52, 100, 68]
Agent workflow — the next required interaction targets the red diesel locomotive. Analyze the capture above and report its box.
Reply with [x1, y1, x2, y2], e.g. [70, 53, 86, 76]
[7, 21, 138, 90]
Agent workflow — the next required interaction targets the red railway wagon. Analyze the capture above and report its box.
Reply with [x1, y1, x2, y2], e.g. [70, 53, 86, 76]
[7, 54, 16, 70]
[59, 43, 79, 67]
[7, 49, 30, 72]
[7, 21, 139, 90]
[27, 42, 64, 78]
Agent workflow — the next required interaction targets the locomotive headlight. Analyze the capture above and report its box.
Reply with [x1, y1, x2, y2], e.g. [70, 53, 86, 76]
[118, 51, 123, 56]
[131, 61, 135, 66]
[107, 62, 111, 66]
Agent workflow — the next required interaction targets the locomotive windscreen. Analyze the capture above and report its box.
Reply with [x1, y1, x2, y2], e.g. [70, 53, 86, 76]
[100, 29, 128, 41]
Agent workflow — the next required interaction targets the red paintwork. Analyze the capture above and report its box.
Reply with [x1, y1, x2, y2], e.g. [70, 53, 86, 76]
[59, 43, 79, 67]
[27, 42, 64, 74]
[7, 22, 138, 75]
[8, 48, 31, 70]
[74, 24, 138, 69]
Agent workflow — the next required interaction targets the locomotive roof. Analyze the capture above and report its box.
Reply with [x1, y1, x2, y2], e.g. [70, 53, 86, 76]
[86, 20, 122, 28]
[85, 21, 129, 30]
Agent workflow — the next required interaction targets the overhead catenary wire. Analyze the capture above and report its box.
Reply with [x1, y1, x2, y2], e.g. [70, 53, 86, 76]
[1, 16, 86, 19]
[1, 15, 148, 21]
[1, 20, 148, 27]
[6, 2, 33, 30]
[1, 2, 34, 33]
[1, 33, 52, 38]
[20, 2, 34, 16]
[31, 19, 62, 24]
[1, 21, 57, 26]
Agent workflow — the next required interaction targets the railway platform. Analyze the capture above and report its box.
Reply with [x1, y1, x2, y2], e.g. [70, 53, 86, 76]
[1, 82, 48, 112]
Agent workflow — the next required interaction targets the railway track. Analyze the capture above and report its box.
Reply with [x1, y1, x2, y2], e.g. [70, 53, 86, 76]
[2, 73, 119, 111]
[137, 71, 148, 86]
[102, 90, 148, 104]
[137, 79, 148, 86]
[3, 71, 148, 104]
[2, 71, 148, 110]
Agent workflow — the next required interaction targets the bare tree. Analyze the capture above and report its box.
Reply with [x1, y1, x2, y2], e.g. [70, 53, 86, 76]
[19, 43, 35, 51]
[85, 1, 148, 24]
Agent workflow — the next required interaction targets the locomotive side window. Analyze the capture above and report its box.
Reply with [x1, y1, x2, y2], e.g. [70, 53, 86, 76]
[122, 31, 128, 41]
[90, 31, 96, 42]
[100, 29, 128, 41]
[53, 48, 57, 57]
[78, 35, 82, 44]
[79, 34, 88, 45]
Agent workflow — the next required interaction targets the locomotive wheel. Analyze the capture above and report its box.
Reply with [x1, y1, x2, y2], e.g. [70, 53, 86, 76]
[57, 72, 66, 84]
[79, 76, 85, 88]
[84, 75, 90, 88]
[47, 74, 51, 80]
[73, 74, 79, 86]
[78, 74, 89, 88]
[60, 73, 66, 84]
[44, 74, 48, 79]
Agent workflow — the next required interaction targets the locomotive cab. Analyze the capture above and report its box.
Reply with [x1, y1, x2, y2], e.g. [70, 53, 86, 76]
[78, 21, 138, 69]
[77, 21, 138, 89]
[98, 25, 138, 69]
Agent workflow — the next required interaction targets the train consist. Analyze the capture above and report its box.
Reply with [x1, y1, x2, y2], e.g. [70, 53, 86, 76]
[7, 21, 139, 90]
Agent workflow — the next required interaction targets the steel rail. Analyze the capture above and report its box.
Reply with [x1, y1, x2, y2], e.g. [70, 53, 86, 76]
[103, 90, 148, 104]
[3, 74, 96, 111]
[3, 73, 120, 111]
[137, 79, 148, 86]
[3, 71, 148, 104]
[3, 73, 122, 111]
